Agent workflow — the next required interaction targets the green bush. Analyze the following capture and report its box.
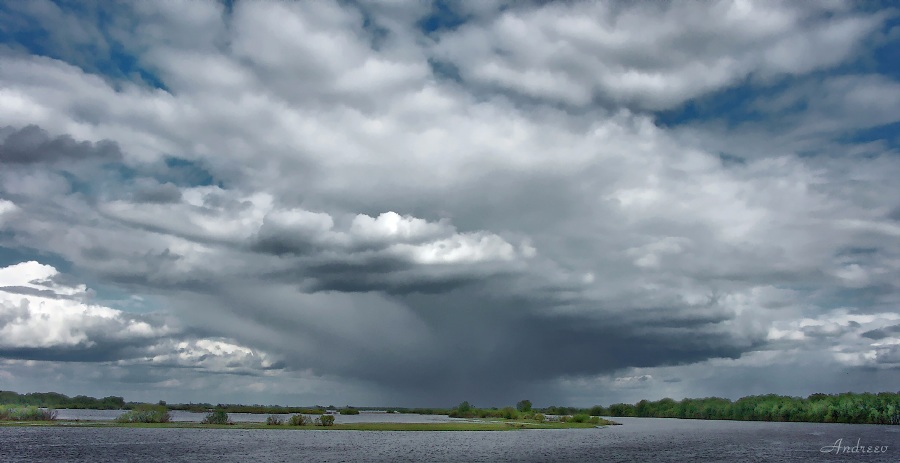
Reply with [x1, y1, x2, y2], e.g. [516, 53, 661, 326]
[202, 410, 231, 425]
[589, 416, 601, 424]
[266, 415, 284, 425]
[572, 414, 589, 423]
[533, 413, 545, 423]
[501, 407, 519, 420]
[288, 414, 309, 426]
[0, 405, 57, 421]
[115, 404, 170, 423]
[315, 414, 335, 426]
[339, 407, 359, 415]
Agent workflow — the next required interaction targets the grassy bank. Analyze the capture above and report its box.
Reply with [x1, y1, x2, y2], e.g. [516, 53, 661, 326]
[0, 418, 617, 431]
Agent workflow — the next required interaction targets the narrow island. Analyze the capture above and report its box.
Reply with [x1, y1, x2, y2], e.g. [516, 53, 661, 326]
[3, 390, 899, 430]
[0, 392, 617, 431]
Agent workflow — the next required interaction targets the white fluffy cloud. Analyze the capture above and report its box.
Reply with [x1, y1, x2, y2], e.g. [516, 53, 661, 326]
[0, 261, 283, 376]
[0, 261, 168, 348]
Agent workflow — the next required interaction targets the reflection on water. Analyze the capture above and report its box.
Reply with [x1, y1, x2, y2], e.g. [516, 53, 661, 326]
[2, 416, 897, 462]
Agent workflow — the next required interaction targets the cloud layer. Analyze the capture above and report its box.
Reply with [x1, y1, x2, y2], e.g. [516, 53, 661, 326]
[0, 0, 898, 406]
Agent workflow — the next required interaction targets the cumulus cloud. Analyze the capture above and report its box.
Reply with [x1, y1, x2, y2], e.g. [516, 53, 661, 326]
[0, 261, 169, 351]
[0, 261, 283, 377]
[350, 212, 450, 245]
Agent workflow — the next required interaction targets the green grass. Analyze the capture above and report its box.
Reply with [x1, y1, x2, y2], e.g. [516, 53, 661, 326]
[0, 418, 617, 431]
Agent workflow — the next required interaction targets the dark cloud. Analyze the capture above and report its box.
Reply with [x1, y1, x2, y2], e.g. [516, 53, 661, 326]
[166, 281, 762, 405]
[888, 206, 900, 222]
[300, 257, 480, 295]
[0, 125, 121, 165]
[131, 181, 183, 204]
[875, 345, 900, 365]
[0, 285, 69, 300]
[862, 324, 900, 340]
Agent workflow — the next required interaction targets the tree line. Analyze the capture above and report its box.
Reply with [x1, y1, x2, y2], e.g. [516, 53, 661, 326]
[599, 392, 900, 425]
[0, 391, 125, 410]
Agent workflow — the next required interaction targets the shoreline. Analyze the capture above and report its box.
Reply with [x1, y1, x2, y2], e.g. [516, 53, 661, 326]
[0, 418, 618, 431]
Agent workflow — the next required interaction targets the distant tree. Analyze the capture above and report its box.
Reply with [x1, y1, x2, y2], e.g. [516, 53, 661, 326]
[457, 401, 471, 413]
[516, 400, 532, 412]
[607, 403, 636, 417]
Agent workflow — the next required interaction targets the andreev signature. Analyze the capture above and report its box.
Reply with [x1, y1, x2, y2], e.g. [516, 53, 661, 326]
[820, 438, 889, 455]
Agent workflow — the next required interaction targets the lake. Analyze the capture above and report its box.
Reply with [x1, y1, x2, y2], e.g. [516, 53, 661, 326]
[1, 416, 897, 462]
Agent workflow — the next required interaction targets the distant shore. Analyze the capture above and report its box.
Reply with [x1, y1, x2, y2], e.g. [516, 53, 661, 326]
[0, 418, 618, 431]
[5, 390, 898, 426]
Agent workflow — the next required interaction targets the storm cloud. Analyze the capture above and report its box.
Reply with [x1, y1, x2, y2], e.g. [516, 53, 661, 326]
[0, 0, 898, 407]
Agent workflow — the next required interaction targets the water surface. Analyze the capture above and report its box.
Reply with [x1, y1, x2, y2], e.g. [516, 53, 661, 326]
[2, 417, 896, 462]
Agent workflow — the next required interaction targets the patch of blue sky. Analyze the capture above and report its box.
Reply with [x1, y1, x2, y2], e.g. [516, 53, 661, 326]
[866, 6, 900, 79]
[837, 121, 900, 146]
[59, 171, 91, 196]
[85, 283, 162, 314]
[427, 58, 462, 83]
[161, 157, 219, 188]
[111, 163, 140, 184]
[60, 163, 137, 198]
[656, 72, 900, 155]
[0, 245, 72, 273]
[654, 79, 772, 129]
[0, 0, 168, 91]
[220, 0, 235, 16]
[417, 0, 467, 34]
[656, 6, 900, 131]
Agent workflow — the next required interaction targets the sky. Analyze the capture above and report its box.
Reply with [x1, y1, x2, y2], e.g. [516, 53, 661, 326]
[0, 0, 899, 408]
